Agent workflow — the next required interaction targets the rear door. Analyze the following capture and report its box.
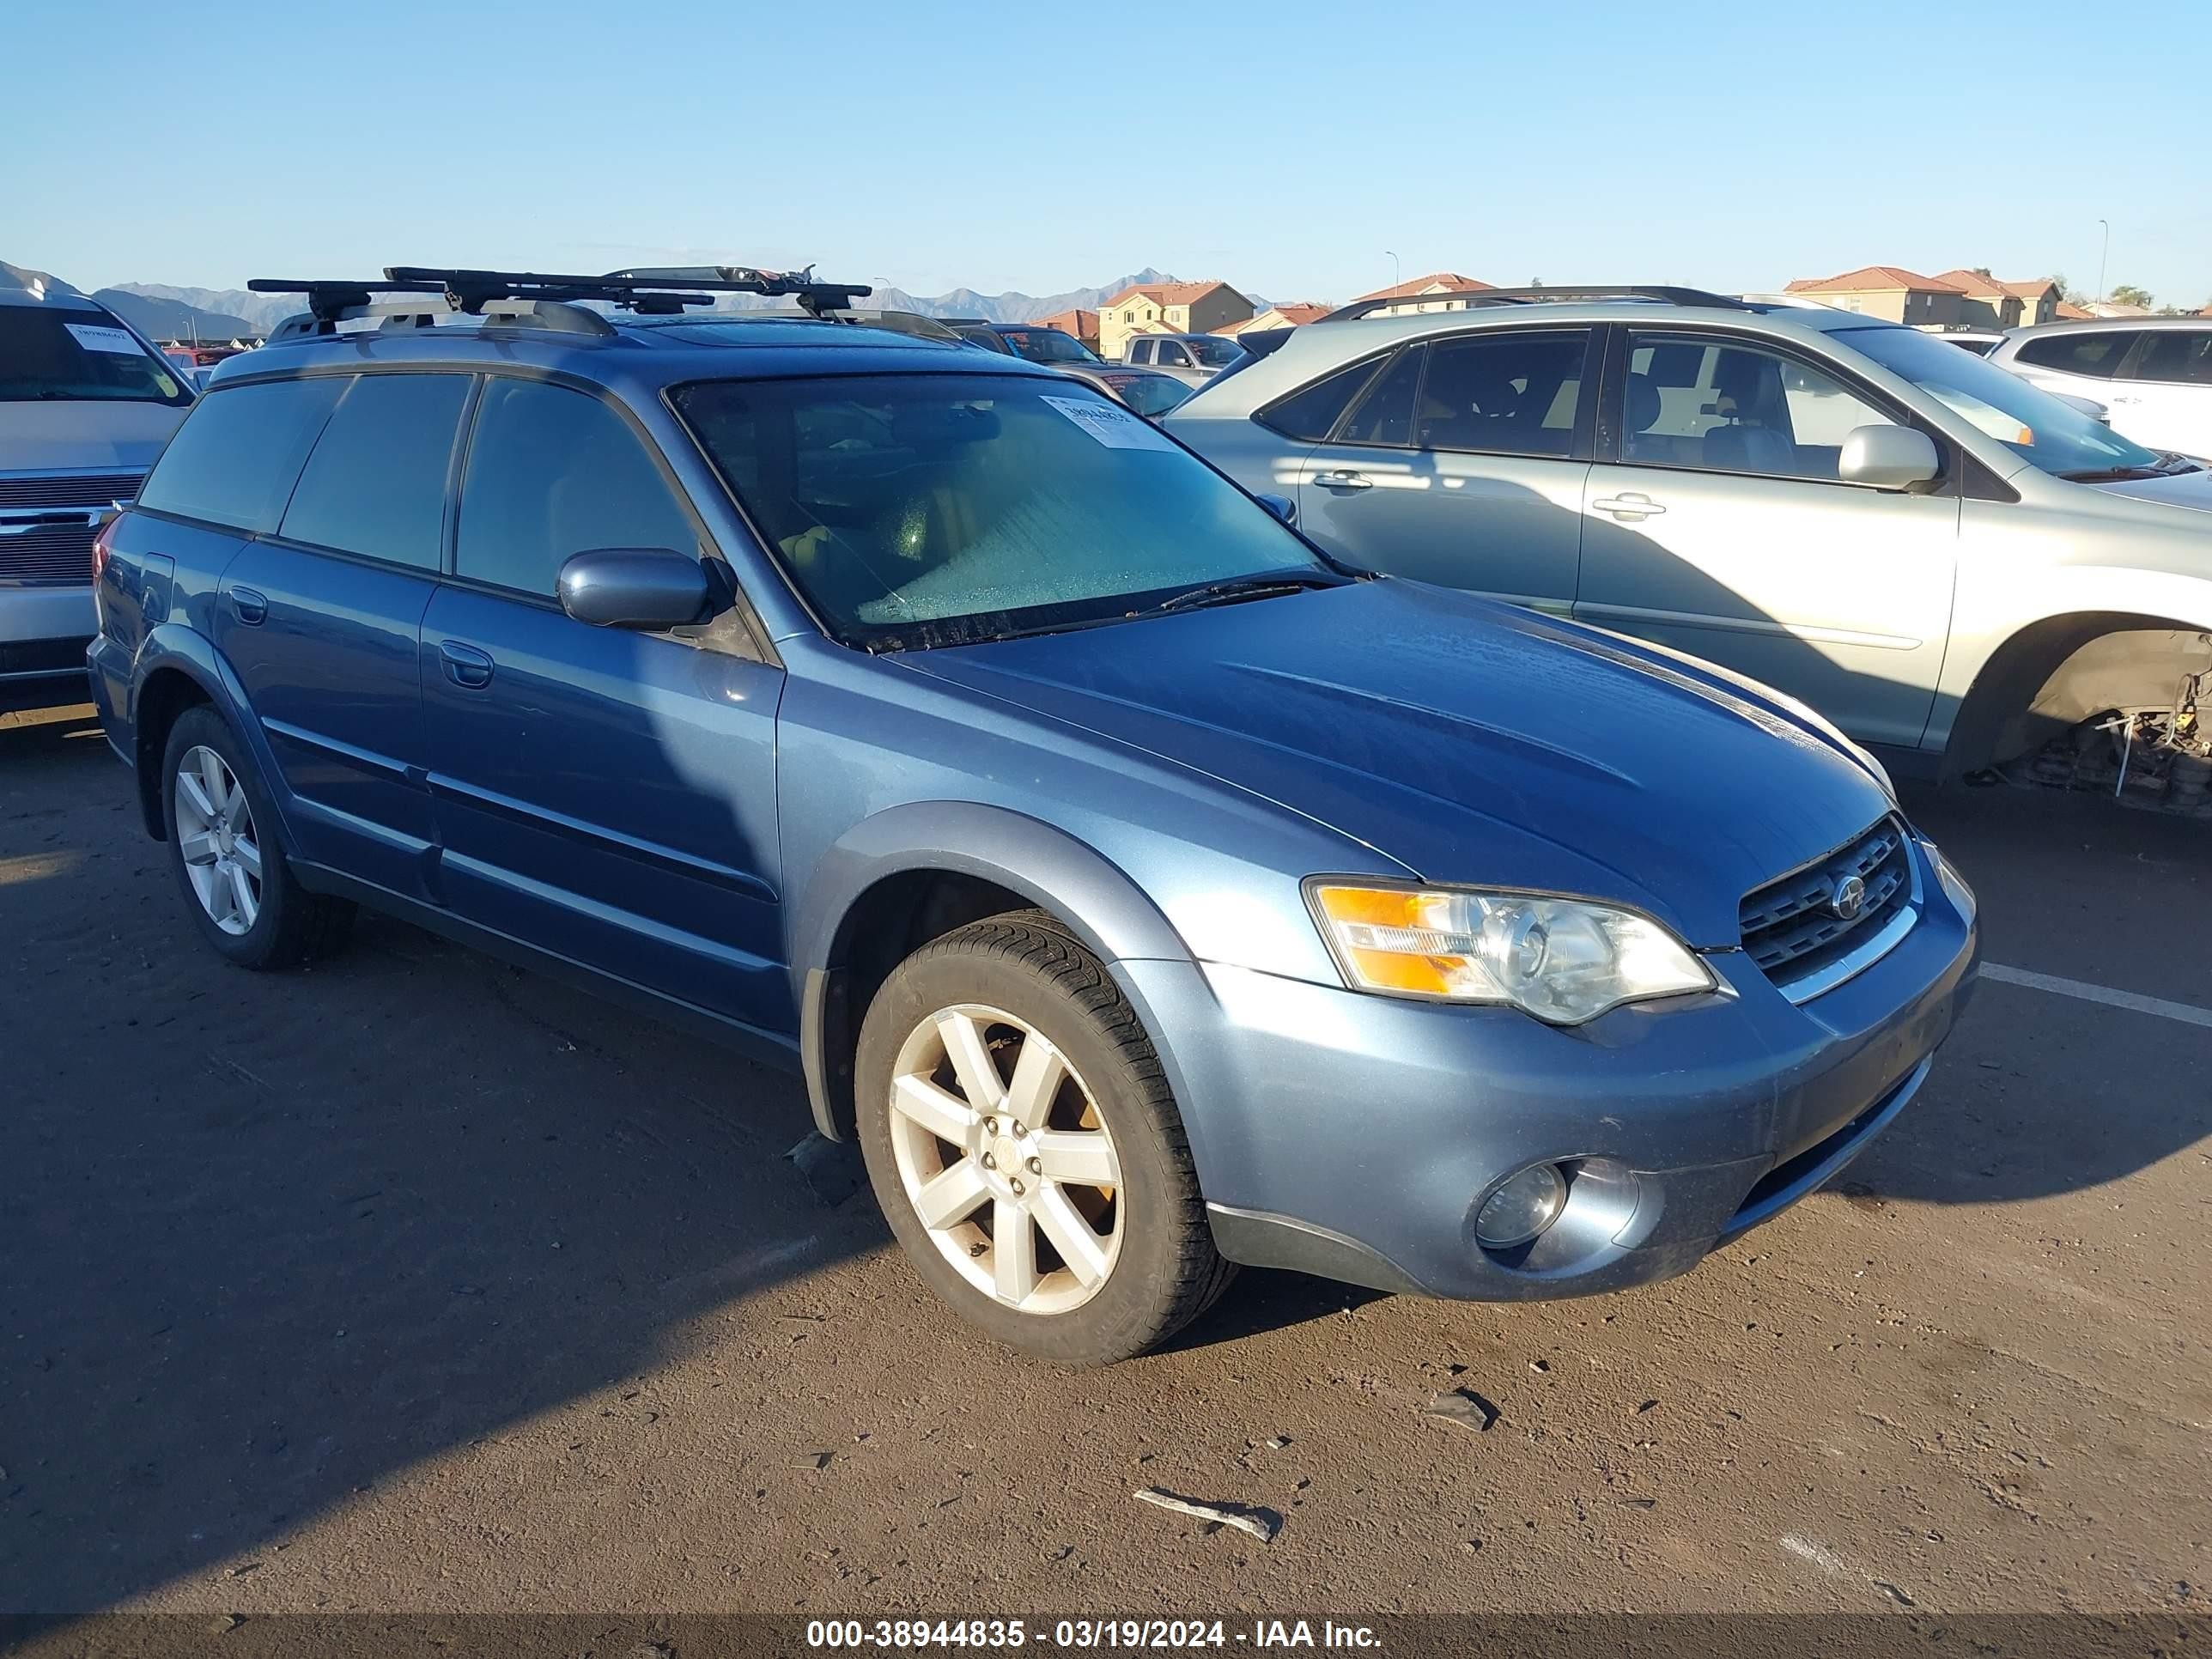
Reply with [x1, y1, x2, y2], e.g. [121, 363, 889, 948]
[1290, 328, 1596, 614]
[2110, 329, 2212, 455]
[422, 376, 789, 1032]
[1574, 327, 1958, 748]
[146, 373, 467, 899]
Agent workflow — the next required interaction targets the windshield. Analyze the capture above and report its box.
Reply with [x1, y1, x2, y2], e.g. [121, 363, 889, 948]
[674, 373, 1326, 648]
[1187, 336, 1244, 368]
[1836, 324, 2174, 479]
[996, 328, 1098, 364]
[0, 307, 191, 405]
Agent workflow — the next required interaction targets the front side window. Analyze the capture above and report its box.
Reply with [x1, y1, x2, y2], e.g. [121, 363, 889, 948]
[2013, 331, 2142, 378]
[2129, 331, 2212, 386]
[1415, 331, 1587, 459]
[1838, 323, 2171, 479]
[457, 380, 696, 597]
[0, 307, 191, 406]
[1187, 337, 1243, 368]
[1156, 341, 1193, 368]
[1621, 333, 1894, 481]
[137, 376, 348, 532]
[673, 373, 1327, 648]
[280, 374, 473, 568]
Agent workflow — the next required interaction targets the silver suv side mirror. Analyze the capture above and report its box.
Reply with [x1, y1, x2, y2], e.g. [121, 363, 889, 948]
[557, 548, 711, 629]
[1839, 426, 1942, 491]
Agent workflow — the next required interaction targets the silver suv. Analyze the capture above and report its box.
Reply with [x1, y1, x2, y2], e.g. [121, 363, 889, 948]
[1122, 332, 1244, 384]
[1167, 286, 2212, 798]
[2, 282, 193, 704]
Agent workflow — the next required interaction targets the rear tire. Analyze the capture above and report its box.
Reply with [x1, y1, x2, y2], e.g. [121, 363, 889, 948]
[161, 706, 355, 969]
[854, 914, 1234, 1365]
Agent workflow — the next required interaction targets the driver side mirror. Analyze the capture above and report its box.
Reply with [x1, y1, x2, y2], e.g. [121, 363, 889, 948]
[1839, 425, 1942, 491]
[1255, 493, 1297, 526]
[557, 547, 712, 630]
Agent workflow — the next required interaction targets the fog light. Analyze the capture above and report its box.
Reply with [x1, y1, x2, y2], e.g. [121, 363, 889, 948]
[1475, 1164, 1569, 1249]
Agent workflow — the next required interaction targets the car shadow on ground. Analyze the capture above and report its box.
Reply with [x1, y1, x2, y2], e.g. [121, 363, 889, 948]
[4, 693, 2209, 1619]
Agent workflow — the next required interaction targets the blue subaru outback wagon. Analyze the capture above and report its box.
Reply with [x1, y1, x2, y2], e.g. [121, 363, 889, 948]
[88, 266, 1978, 1364]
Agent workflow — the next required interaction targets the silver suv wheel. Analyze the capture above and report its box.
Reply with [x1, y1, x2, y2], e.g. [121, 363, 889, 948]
[173, 744, 262, 936]
[886, 1003, 1123, 1315]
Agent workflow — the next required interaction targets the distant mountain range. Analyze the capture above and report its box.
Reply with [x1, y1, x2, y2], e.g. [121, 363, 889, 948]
[6, 259, 1258, 342]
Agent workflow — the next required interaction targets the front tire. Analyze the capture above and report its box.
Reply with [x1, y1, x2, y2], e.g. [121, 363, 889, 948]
[854, 915, 1234, 1365]
[161, 706, 354, 969]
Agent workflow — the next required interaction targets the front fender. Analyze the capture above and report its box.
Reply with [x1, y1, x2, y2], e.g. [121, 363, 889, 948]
[789, 801, 1196, 1143]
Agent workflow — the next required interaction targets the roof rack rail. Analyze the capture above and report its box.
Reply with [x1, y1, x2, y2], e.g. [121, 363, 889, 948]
[1323, 284, 1752, 323]
[252, 264, 873, 340]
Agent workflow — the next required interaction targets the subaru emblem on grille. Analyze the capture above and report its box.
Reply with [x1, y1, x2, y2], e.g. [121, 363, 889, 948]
[1830, 874, 1867, 920]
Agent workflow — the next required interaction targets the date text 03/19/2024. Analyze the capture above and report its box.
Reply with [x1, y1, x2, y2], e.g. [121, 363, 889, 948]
[804, 1619, 1383, 1649]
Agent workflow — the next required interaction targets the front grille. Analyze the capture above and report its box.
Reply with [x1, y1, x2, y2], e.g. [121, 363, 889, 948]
[0, 471, 143, 509]
[1739, 816, 1913, 991]
[0, 521, 98, 584]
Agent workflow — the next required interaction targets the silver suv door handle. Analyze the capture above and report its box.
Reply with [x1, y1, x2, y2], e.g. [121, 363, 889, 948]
[1314, 469, 1372, 492]
[1592, 492, 1666, 521]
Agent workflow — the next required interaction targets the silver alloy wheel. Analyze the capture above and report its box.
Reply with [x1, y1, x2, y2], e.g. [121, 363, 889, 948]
[173, 744, 263, 937]
[886, 1003, 1124, 1315]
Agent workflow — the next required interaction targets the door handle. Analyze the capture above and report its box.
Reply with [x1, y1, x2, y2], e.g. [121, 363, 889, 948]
[229, 586, 269, 626]
[438, 640, 495, 689]
[1313, 469, 1373, 492]
[1592, 493, 1667, 522]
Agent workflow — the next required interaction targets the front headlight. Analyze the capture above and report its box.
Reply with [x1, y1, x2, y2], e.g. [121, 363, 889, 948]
[1310, 883, 1715, 1024]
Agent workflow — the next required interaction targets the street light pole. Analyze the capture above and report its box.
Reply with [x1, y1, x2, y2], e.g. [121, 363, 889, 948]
[2096, 220, 2109, 302]
[1385, 250, 1400, 290]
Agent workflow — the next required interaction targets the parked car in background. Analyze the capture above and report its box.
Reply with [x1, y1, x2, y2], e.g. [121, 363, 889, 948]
[1122, 332, 1244, 384]
[1988, 318, 2212, 458]
[1168, 285, 2212, 802]
[944, 319, 1104, 368]
[1940, 331, 2006, 357]
[89, 265, 1975, 1364]
[945, 319, 1188, 417]
[2, 281, 193, 707]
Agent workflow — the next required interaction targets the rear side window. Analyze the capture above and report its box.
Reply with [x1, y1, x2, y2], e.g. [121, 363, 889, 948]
[1335, 347, 1423, 446]
[280, 374, 474, 568]
[2129, 331, 2212, 386]
[1416, 331, 1588, 458]
[137, 377, 348, 532]
[1259, 356, 1387, 441]
[456, 379, 696, 597]
[2013, 331, 2141, 378]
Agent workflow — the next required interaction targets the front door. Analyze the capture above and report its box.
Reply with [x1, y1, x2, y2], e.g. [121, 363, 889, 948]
[1574, 329, 1960, 750]
[1292, 328, 1595, 615]
[214, 371, 474, 899]
[2112, 329, 2212, 456]
[421, 376, 789, 1034]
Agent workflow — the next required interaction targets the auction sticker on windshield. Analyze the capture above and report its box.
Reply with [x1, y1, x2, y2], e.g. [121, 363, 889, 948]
[64, 323, 149, 356]
[1041, 393, 1177, 452]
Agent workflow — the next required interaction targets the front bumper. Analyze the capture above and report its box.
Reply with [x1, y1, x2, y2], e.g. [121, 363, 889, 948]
[1117, 836, 1979, 1301]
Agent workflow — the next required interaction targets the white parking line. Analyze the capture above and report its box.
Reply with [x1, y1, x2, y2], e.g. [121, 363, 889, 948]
[1982, 963, 2212, 1031]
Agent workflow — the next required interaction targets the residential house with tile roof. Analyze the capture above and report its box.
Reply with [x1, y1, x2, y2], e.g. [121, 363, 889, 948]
[1783, 265, 1968, 326]
[1097, 280, 1253, 361]
[1346, 272, 1494, 317]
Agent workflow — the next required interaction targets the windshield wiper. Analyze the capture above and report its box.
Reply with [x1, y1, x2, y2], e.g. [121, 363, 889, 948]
[1150, 572, 1344, 615]
[2059, 464, 2169, 483]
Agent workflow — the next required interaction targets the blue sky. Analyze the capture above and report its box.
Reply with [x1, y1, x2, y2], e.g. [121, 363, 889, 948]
[9, 0, 2208, 308]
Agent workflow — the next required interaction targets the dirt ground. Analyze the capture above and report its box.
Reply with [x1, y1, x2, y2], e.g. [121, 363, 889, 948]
[3, 701, 2208, 1627]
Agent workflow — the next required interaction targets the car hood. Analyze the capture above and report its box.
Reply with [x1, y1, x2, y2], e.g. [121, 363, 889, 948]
[0, 399, 185, 471]
[901, 580, 1894, 947]
[2083, 465, 2212, 513]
